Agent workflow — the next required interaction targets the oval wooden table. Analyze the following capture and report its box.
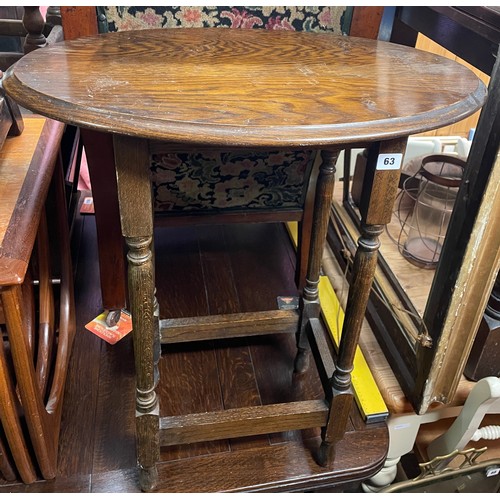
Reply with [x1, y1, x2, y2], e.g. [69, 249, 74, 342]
[4, 28, 486, 491]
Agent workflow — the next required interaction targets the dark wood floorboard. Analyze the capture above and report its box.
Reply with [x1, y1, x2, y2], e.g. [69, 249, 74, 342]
[198, 225, 268, 451]
[156, 225, 229, 460]
[0, 213, 388, 492]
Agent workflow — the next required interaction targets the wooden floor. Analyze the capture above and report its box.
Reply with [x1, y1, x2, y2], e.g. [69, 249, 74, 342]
[0, 211, 388, 492]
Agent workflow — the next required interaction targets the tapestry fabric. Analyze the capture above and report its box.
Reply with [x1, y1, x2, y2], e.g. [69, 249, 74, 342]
[151, 149, 315, 212]
[104, 6, 347, 33]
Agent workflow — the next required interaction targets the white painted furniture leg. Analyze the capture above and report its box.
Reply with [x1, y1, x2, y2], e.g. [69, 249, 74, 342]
[362, 414, 426, 491]
[363, 404, 472, 491]
[427, 377, 500, 461]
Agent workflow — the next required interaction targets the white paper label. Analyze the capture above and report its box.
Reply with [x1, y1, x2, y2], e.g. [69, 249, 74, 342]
[376, 153, 403, 170]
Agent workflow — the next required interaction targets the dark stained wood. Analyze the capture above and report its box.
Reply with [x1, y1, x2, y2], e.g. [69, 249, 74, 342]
[196, 225, 267, 451]
[113, 134, 158, 491]
[3, 29, 486, 147]
[308, 318, 337, 397]
[305, 150, 339, 301]
[328, 201, 419, 394]
[0, 8, 24, 70]
[22, 7, 47, 54]
[464, 273, 500, 380]
[161, 310, 299, 343]
[90, 434, 383, 493]
[0, 217, 388, 492]
[392, 6, 500, 75]
[0, 19, 25, 37]
[91, 336, 136, 474]
[55, 212, 102, 480]
[155, 209, 304, 226]
[155, 227, 233, 460]
[0, 475, 91, 493]
[98, 435, 386, 493]
[296, 150, 338, 371]
[2, 26, 483, 491]
[0, 98, 13, 151]
[319, 139, 408, 463]
[0, 6, 62, 72]
[160, 400, 328, 446]
[45, 7, 62, 27]
[113, 135, 151, 238]
[222, 224, 329, 448]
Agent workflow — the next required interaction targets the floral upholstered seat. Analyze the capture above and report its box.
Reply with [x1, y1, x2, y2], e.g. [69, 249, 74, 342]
[101, 6, 347, 214]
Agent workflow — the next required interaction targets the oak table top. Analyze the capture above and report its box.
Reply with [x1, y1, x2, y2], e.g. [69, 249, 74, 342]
[3, 28, 486, 148]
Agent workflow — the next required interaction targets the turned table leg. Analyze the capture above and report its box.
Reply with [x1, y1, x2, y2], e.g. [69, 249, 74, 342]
[113, 134, 160, 491]
[318, 138, 408, 466]
[295, 150, 339, 373]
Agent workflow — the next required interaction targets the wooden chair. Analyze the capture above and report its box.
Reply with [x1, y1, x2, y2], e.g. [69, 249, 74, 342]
[0, 117, 76, 484]
[0, 6, 63, 72]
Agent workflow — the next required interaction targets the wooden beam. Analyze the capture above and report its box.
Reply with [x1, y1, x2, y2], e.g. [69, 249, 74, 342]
[160, 400, 328, 446]
[161, 309, 299, 343]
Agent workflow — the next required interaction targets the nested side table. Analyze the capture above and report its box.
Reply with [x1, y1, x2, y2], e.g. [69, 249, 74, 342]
[0, 117, 75, 483]
[4, 28, 486, 491]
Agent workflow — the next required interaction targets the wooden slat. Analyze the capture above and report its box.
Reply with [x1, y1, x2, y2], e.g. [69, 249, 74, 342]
[161, 309, 299, 343]
[308, 318, 336, 396]
[155, 209, 303, 228]
[160, 400, 328, 446]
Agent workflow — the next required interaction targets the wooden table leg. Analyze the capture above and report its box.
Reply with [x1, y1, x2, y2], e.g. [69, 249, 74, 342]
[81, 129, 128, 315]
[113, 134, 160, 491]
[295, 150, 339, 373]
[318, 138, 408, 466]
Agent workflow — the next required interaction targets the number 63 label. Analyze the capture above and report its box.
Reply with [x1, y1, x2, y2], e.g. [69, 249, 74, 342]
[376, 153, 403, 170]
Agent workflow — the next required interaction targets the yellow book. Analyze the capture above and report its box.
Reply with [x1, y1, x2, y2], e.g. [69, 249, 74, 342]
[286, 222, 388, 422]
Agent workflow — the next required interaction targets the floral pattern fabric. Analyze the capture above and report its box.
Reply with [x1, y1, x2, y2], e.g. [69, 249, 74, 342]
[104, 6, 346, 33]
[150, 149, 315, 212]
[102, 7, 343, 212]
